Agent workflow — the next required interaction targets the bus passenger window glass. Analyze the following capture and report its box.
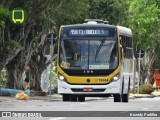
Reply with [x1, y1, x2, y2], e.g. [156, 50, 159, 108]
[129, 37, 132, 48]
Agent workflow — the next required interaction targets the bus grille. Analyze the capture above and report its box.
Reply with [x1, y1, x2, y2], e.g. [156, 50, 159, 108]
[71, 88, 105, 92]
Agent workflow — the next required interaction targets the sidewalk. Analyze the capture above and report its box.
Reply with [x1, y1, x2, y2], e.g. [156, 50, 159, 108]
[129, 90, 160, 98]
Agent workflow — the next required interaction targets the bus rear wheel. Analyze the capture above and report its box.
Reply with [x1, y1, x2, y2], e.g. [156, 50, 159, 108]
[122, 94, 128, 102]
[122, 79, 130, 102]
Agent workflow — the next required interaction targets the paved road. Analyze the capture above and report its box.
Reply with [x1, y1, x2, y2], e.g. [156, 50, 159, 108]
[0, 96, 160, 120]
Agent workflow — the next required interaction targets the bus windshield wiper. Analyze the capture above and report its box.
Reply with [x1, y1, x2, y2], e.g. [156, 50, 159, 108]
[95, 38, 106, 61]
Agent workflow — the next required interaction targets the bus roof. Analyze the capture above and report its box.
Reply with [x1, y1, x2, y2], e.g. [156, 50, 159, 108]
[61, 23, 117, 29]
[117, 26, 132, 37]
[60, 23, 132, 37]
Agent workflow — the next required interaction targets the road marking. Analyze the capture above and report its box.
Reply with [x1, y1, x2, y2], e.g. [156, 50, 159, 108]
[49, 117, 66, 120]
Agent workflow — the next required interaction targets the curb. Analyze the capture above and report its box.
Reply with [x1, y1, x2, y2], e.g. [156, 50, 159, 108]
[29, 95, 61, 101]
[132, 95, 155, 98]
[129, 93, 160, 98]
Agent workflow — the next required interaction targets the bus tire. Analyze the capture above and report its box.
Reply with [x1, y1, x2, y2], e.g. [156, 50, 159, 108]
[78, 96, 85, 102]
[122, 94, 128, 102]
[63, 94, 70, 102]
[122, 79, 130, 102]
[71, 95, 77, 102]
[113, 94, 121, 102]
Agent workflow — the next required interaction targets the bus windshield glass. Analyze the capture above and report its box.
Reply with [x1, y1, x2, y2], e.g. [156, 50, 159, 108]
[60, 38, 118, 70]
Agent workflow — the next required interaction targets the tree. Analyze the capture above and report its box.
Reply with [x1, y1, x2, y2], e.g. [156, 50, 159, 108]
[54, 0, 89, 27]
[4, 0, 64, 89]
[126, 0, 160, 84]
[0, 5, 9, 70]
[87, 0, 128, 25]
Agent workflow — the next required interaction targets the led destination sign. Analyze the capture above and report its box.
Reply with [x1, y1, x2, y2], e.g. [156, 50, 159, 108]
[68, 29, 115, 37]
[70, 29, 109, 35]
[62, 27, 116, 37]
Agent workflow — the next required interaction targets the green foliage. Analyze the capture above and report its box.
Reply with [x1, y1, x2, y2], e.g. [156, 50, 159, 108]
[54, 0, 89, 27]
[2, 40, 21, 55]
[4, 40, 21, 48]
[139, 84, 154, 94]
[130, 88, 138, 94]
[126, 0, 160, 79]
[34, 13, 49, 32]
[130, 84, 154, 94]
[88, 0, 128, 25]
[50, 61, 57, 85]
[0, 5, 9, 28]
[0, 69, 6, 88]
[0, 40, 21, 56]
[126, 0, 160, 50]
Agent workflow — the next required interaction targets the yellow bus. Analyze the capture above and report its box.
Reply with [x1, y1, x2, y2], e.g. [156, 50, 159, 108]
[56, 20, 134, 102]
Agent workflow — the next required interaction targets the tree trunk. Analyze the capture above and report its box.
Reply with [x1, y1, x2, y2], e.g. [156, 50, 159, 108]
[6, 52, 26, 89]
[30, 68, 43, 91]
[0, 62, 5, 72]
[13, 63, 24, 89]
[29, 51, 51, 91]
[6, 62, 23, 89]
[6, 64, 14, 89]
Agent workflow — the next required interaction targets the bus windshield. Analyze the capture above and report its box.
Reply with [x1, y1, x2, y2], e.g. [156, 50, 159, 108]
[60, 38, 118, 70]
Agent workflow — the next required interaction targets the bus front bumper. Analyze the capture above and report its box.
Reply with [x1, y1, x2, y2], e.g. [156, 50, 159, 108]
[58, 79, 122, 95]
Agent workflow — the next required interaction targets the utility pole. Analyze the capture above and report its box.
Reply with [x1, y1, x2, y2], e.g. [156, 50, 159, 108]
[49, 28, 54, 100]
[136, 49, 144, 93]
[138, 50, 141, 93]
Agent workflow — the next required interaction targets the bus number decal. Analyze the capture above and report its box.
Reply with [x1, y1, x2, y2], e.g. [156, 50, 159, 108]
[61, 61, 70, 69]
[95, 79, 108, 82]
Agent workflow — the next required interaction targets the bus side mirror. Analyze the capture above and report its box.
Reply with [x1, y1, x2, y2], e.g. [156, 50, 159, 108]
[120, 45, 125, 60]
[120, 46, 123, 60]
[120, 39, 126, 53]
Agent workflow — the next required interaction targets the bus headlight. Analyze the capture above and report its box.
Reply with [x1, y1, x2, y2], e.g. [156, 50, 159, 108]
[111, 73, 120, 81]
[59, 75, 64, 80]
[113, 76, 119, 81]
[58, 73, 67, 82]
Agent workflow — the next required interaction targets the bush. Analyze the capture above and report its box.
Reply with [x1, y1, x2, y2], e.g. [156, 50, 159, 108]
[139, 84, 154, 94]
[130, 88, 138, 94]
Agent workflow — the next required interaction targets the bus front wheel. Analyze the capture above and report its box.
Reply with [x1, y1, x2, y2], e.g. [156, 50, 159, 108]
[78, 96, 85, 102]
[70, 95, 77, 102]
[63, 94, 70, 101]
[113, 94, 121, 102]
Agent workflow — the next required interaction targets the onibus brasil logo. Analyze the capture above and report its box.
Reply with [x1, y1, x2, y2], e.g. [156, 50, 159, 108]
[9, 8, 27, 24]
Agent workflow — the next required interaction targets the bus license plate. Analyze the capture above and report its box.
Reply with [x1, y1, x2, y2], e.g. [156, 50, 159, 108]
[83, 88, 93, 92]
